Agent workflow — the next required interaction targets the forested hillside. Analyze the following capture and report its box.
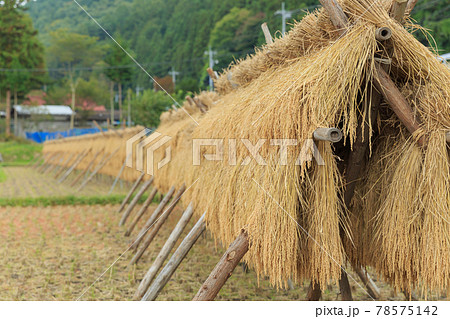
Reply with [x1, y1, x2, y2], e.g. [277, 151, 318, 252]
[27, 0, 449, 91]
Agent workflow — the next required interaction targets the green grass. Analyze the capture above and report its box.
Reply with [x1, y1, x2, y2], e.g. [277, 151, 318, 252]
[0, 139, 42, 166]
[0, 193, 153, 207]
[0, 166, 6, 183]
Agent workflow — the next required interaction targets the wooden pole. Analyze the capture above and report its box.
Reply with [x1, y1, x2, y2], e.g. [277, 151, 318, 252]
[43, 153, 64, 174]
[131, 186, 176, 250]
[58, 149, 91, 183]
[125, 188, 158, 236]
[37, 152, 53, 170]
[339, 269, 353, 301]
[405, 0, 419, 15]
[390, 0, 408, 23]
[117, 171, 145, 213]
[130, 184, 186, 264]
[313, 127, 343, 143]
[108, 156, 128, 195]
[373, 64, 424, 146]
[206, 68, 217, 80]
[142, 213, 206, 301]
[193, 97, 207, 113]
[31, 154, 44, 169]
[76, 147, 120, 192]
[261, 22, 274, 44]
[134, 203, 195, 300]
[39, 152, 59, 173]
[306, 282, 322, 301]
[92, 120, 106, 136]
[70, 148, 104, 187]
[55, 153, 77, 178]
[119, 177, 154, 226]
[354, 266, 381, 300]
[318, 0, 348, 30]
[193, 230, 249, 301]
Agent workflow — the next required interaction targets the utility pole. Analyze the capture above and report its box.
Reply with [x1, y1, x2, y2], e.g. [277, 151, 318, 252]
[168, 67, 180, 90]
[204, 46, 218, 91]
[275, 2, 294, 36]
[127, 88, 132, 127]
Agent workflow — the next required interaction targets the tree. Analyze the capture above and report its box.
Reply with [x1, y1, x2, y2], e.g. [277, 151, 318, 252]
[47, 29, 104, 129]
[0, 0, 45, 136]
[104, 35, 134, 126]
[131, 89, 173, 128]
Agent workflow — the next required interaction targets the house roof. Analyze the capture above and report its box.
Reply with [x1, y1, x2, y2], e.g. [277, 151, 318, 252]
[14, 105, 75, 116]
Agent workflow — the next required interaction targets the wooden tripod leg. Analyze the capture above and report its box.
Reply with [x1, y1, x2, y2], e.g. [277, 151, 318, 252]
[193, 230, 249, 301]
[354, 266, 381, 300]
[119, 177, 154, 226]
[70, 148, 104, 187]
[134, 203, 194, 300]
[130, 184, 186, 264]
[141, 213, 206, 301]
[306, 281, 322, 301]
[125, 188, 158, 236]
[117, 172, 145, 213]
[131, 186, 176, 250]
[339, 269, 353, 301]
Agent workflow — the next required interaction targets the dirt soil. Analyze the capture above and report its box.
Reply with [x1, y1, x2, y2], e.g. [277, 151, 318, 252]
[0, 203, 446, 301]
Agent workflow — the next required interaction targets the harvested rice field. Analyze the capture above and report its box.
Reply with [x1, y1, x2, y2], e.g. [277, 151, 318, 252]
[1, 203, 442, 301]
[0, 167, 129, 198]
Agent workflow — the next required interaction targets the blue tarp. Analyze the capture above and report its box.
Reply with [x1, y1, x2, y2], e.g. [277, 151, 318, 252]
[25, 128, 103, 143]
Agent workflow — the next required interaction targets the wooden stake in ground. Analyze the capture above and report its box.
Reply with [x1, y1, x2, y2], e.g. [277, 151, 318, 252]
[141, 213, 206, 301]
[338, 270, 353, 301]
[193, 230, 249, 300]
[125, 188, 158, 236]
[117, 171, 145, 213]
[134, 203, 195, 299]
[130, 184, 186, 264]
[109, 155, 131, 195]
[307, 282, 322, 301]
[39, 152, 60, 173]
[131, 186, 176, 250]
[70, 148, 104, 187]
[55, 153, 77, 178]
[354, 266, 381, 300]
[119, 177, 154, 226]
[58, 149, 91, 183]
[43, 153, 64, 174]
[76, 147, 120, 192]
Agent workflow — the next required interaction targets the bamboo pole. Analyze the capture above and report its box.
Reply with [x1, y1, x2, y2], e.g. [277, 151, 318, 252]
[134, 203, 194, 300]
[142, 213, 206, 301]
[70, 147, 104, 187]
[117, 171, 145, 213]
[354, 267, 381, 300]
[92, 120, 106, 136]
[130, 184, 186, 264]
[207, 68, 217, 80]
[313, 127, 343, 143]
[193, 230, 249, 301]
[131, 186, 176, 250]
[125, 188, 158, 236]
[76, 147, 120, 192]
[119, 177, 154, 226]
[58, 149, 91, 183]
